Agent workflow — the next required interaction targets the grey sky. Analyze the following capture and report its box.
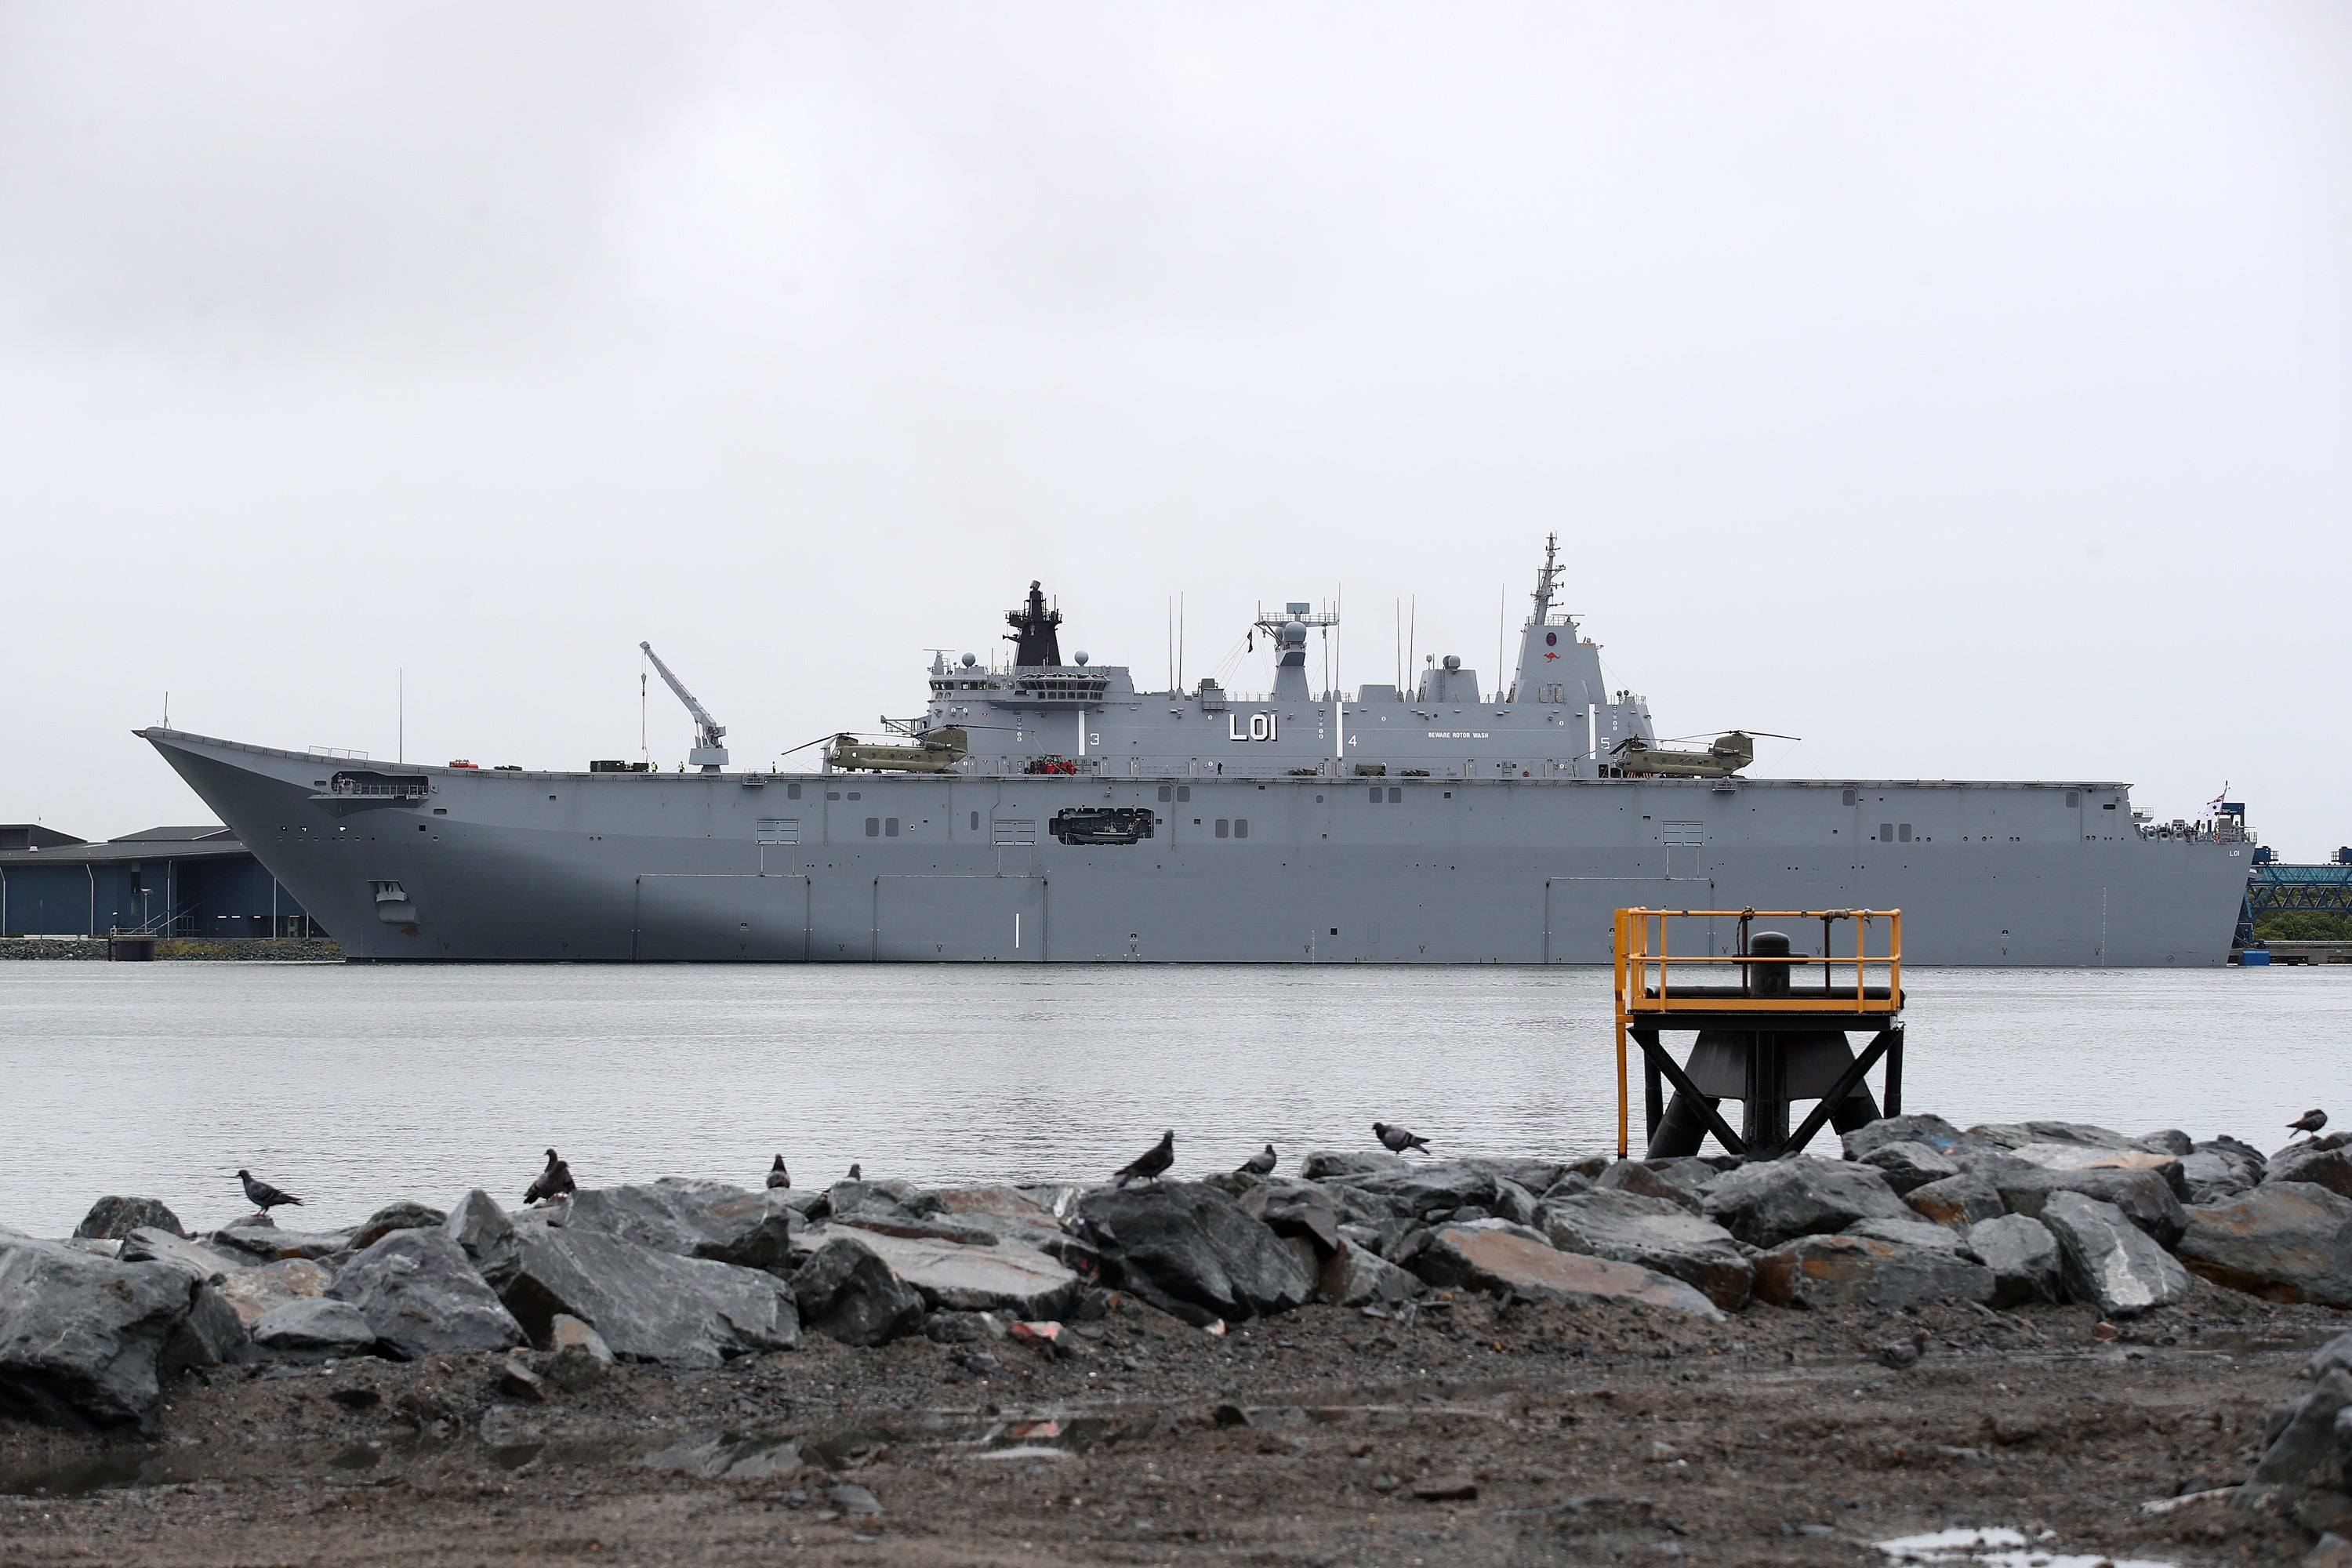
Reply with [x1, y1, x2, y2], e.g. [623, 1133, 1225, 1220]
[4, 5, 2347, 855]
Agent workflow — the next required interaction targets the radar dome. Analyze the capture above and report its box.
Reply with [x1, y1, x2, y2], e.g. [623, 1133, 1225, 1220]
[1283, 619, 1308, 643]
[1073, 650, 1089, 665]
[960, 652, 976, 667]
[1443, 653, 1461, 670]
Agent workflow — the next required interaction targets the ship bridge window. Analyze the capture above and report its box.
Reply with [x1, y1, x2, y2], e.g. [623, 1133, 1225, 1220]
[826, 791, 840, 800]
[1216, 819, 1229, 838]
[1898, 823, 1912, 843]
[886, 818, 899, 837]
[1879, 823, 1894, 841]
[789, 783, 803, 800]
[866, 818, 880, 837]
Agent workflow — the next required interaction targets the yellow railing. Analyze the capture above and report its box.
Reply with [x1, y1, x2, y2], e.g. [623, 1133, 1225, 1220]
[1612, 908, 1903, 1158]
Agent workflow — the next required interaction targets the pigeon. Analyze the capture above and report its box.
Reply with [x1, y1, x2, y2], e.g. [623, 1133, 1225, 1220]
[2289, 1109, 2328, 1136]
[1236, 1144, 1277, 1177]
[847, 1162, 862, 1181]
[1115, 1131, 1176, 1188]
[237, 1169, 301, 1215]
[1373, 1121, 1431, 1154]
[523, 1148, 575, 1207]
[1871, 1330, 1929, 1371]
[765, 1155, 791, 1190]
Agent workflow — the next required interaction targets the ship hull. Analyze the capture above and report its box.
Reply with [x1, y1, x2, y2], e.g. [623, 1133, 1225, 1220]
[143, 731, 2248, 966]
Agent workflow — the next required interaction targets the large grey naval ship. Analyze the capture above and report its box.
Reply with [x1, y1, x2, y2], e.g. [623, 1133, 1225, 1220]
[142, 539, 2250, 964]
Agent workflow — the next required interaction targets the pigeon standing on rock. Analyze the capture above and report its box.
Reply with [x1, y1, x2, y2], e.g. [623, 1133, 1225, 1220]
[765, 1155, 791, 1190]
[237, 1169, 301, 1217]
[1115, 1131, 1175, 1188]
[1871, 1330, 1929, 1371]
[1236, 1145, 1277, 1177]
[847, 1162, 862, 1181]
[2289, 1109, 2328, 1136]
[1373, 1122, 1431, 1154]
[523, 1149, 575, 1206]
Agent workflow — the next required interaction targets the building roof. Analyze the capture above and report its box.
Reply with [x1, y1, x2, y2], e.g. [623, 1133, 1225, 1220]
[0, 826, 252, 866]
[0, 826, 88, 850]
[110, 826, 235, 843]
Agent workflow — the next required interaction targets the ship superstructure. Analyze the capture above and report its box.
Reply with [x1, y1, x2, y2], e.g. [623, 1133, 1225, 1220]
[139, 539, 2253, 967]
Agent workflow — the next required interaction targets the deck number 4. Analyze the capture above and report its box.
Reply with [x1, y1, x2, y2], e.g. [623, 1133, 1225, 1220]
[1228, 713, 1279, 742]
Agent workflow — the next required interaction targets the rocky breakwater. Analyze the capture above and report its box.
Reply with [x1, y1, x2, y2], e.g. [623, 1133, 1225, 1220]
[9, 1113, 2352, 1439]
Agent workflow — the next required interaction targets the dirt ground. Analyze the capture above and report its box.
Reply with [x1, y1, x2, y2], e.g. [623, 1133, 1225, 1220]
[2, 1279, 2343, 1567]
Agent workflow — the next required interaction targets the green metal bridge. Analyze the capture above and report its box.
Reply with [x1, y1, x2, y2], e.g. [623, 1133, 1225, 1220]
[2236, 856, 2352, 948]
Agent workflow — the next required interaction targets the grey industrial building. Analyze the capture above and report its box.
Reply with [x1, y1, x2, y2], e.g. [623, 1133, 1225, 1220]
[0, 825, 318, 938]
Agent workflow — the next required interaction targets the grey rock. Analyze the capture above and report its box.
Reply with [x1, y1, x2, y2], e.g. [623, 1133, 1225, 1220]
[442, 1189, 521, 1291]
[1904, 1173, 2007, 1230]
[250, 1297, 378, 1354]
[1857, 1141, 1960, 1195]
[501, 1225, 800, 1367]
[2180, 1149, 2260, 1205]
[2001, 1142, 2190, 1199]
[1969, 1120, 2132, 1152]
[2176, 1182, 2352, 1307]
[1595, 1160, 1708, 1214]
[1335, 1217, 1420, 1261]
[1237, 1180, 1342, 1252]
[562, 1179, 802, 1273]
[2133, 1130, 2194, 1158]
[1076, 1181, 1315, 1325]
[1335, 1162, 1512, 1223]
[1465, 1157, 1570, 1197]
[1410, 1220, 1723, 1320]
[1539, 1172, 1595, 1202]
[1700, 1158, 1912, 1248]
[0, 1232, 204, 1432]
[74, 1196, 185, 1242]
[1490, 1178, 1540, 1227]
[1299, 1150, 1413, 1181]
[2039, 1191, 2190, 1317]
[1966, 1214, 2064, 1306]
[163, 1284, 247, 1375]
[789, 1232, 928, 1347]
[348, 1202, 446, 1253]
[819, 1227, 1078, 1319]
[209, 1223, 355, 1265]
[1751, 1234, 1994, 1312]
[1849, 1216, 1971, 1253]
[1987, 1160, 2187, 1248]
[2236, 1370, 2352, 1504]
[328, 1229, 525, 1360]
[117, 1227, 239, 1281]
[2266, 1135, 2352, 1203]
[2310, 1330, 2352, 1381]
[1316, 1239, 1421, 1306]
[1840, 1113, 1988, 1163]
[1539, 1189, 1754, 1311]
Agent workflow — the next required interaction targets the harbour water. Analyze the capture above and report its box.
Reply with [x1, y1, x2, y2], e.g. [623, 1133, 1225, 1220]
[2, 963, 2346, 1238]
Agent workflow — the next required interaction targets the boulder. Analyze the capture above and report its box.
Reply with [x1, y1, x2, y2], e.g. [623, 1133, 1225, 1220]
[2309, 1330, 2352, 1381]
[1237, 1181, 1341, 1253]
[74, 1196, 185, 1242]
[165, 1284, 246, 1374]
[549, 1312, 613, 1361]
[561, 1180, 802, 1272]
[2134, 1129, 2194, 1157]
[500, 1225, 800, 1367]
[1849, 1217, 1971, 1253]
[1751, 1235, 1994, 1312]
[825, 1228, 1080, 1319]
[1316, 1240, 1421, 1307]
[1465, 1157, 1570, 1197]
[2002, 1143, 2188, 1197]
[1904, 1173, 2006, 1230]
[2266, 1136, 2352, 1203]
[215, 1259, 333, 1327]
[1594, 1160, 1708, 1214]
[2181, 1141, 2264, 1204]
[788, 1232, 928, 1347]
[348, 1202, 447, 1253]
[442, 1189, 521, 1291]
[935, 1185, 1065, 1234]
[1700, 1158, 1912, 1249]
[118, 1227, 240, 1282]
[2039, 1191, 2190, 1318]
[1988, 1161, 2187, 1248]
[0, 1233, 206, 1432]
[1857, 1142, 1961, 1196]
[209, 1222, 354, 1264]
[2236, 1370, 2352, 1504]
[1966, 1215, 2063, 1306]
[249, 1298, 378, 1355]
[1299, 1150, 1413, 1181]
[1969, 1120, 2132, 1152]
[329, 1229, 525, 1359]
[1538, 1189, 1754, 1311]
[1076, 1182, 1314, 1324]
[1334, 1162, 1511, 1223]
[1841, 1113, 1987, 1163]
[2176, 1183, 2352, 1307]
[1407, 1221, 1723, 1321]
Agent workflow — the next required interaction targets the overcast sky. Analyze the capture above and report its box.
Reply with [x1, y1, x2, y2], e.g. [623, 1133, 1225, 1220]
[4, 4, 2347, 855]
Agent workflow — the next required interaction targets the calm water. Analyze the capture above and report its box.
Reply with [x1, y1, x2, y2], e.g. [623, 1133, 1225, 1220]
[3, 963, 2347, 1238]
